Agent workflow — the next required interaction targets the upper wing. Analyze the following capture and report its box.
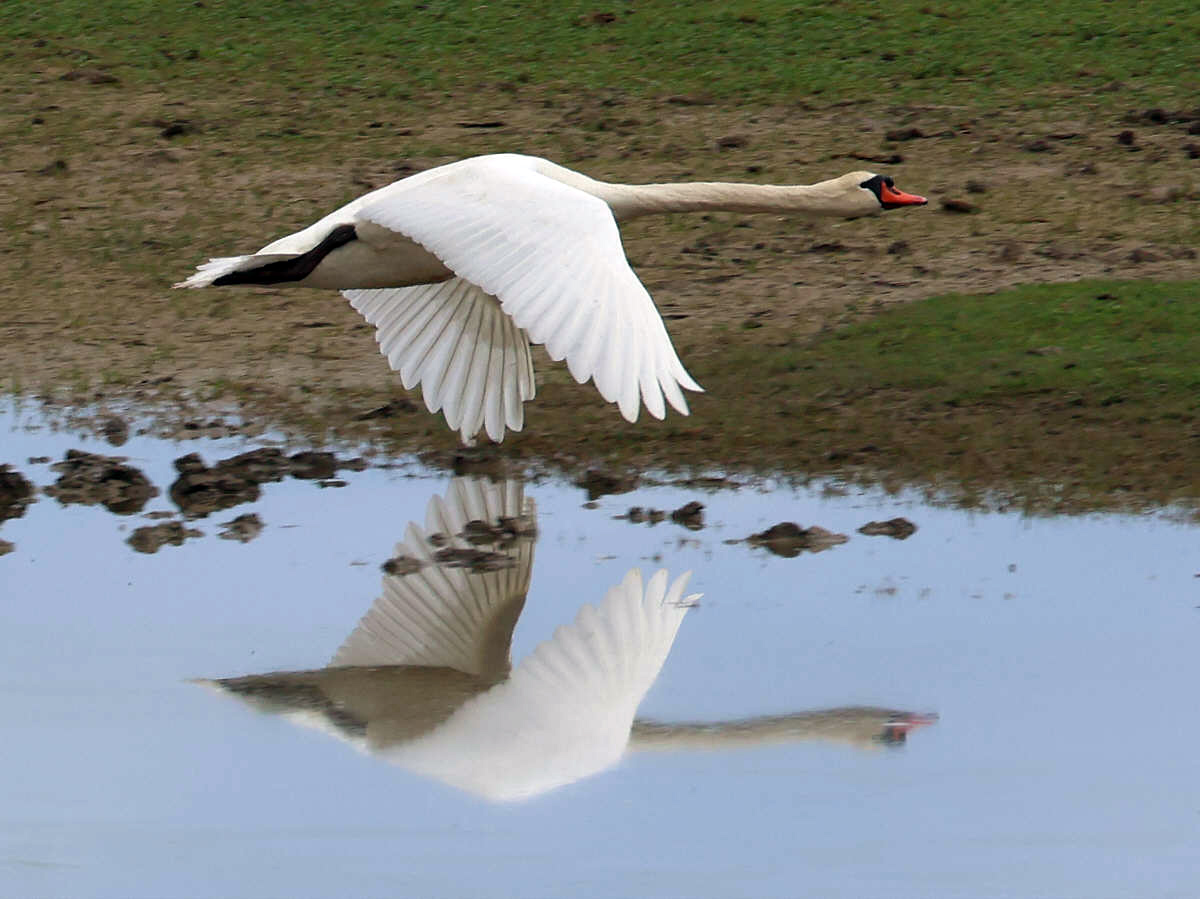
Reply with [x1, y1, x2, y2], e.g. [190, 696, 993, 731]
[354, 156, 702, 426]
[391, 568, 697, 800]
[330, 477, 535, 678]
[344, 279, 535, 443]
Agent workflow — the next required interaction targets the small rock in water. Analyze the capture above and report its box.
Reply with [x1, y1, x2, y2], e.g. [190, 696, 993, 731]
[99, 415, 129, 447]
[46, 450, 158, 515]
[0, 539, 13, 557]
[670, 501, 705, 530]
[219, 513, 263, 543]
[857, 517, 918, 540]
[289, 451, 337, 480]
[382, 555, 424, 576]
[433, 546, 517, 572]
[0, 465, 36, 522]
[747, 522, 848, 557]
[577, 468, 638, 500]
[127, 521, 202, 554]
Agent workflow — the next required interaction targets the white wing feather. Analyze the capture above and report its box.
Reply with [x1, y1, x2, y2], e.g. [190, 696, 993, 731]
[330, 477, 534, 676]
[345, 280, 535, 442]
[392, 568, 696, 800]
[354, 156, 701, 428]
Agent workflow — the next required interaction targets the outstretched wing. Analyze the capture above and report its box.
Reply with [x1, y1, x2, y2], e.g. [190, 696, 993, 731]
[330, 477, 535, 678]
[354, 155, 701, 430]
[344, 280, 535, 443]
[393, 568, 697, 800]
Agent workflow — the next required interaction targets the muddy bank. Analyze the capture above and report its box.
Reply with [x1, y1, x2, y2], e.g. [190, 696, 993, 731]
[3, 79, 1199, 511]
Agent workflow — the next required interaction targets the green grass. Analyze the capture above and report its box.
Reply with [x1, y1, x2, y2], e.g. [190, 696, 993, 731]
[4, 0, 1198, 106]
[678, 279, 1200, 508]
[771, 279, 1200, 412]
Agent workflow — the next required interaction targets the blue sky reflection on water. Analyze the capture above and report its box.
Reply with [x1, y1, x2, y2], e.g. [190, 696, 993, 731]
[1, 406, 1199, 898]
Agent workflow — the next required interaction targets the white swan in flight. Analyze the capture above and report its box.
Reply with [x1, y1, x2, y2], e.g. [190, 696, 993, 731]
[196, 477, 935, 801]
[176, 154, 927, 443]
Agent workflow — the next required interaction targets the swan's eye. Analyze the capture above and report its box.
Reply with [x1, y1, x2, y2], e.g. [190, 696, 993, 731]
[884, 176, 895, 188]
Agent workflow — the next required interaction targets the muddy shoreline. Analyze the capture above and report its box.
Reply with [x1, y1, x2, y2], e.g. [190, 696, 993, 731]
[3, 80, 1199, 511]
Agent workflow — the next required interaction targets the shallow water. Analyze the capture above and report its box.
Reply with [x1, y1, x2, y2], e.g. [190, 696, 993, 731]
[2, 406, 1199, 898]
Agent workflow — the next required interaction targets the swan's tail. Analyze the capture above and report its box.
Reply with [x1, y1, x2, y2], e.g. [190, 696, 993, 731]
[173, 254, 296, 289]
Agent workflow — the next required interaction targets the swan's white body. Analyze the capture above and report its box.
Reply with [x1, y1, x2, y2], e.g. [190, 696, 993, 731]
[176, 154, 925, 442]
[198, 477, 935, 801]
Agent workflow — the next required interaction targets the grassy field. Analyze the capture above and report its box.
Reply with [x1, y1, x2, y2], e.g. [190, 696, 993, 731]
[3, 0, 1198, 106]
[1, 1, 1198, 511]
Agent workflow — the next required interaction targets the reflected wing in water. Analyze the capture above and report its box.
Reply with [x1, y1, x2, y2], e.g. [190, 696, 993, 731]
[196, 476, 935, 802]
[391, 568, 697, 801]
[196, 476, 536, 750]
[331, 477, 535, 678]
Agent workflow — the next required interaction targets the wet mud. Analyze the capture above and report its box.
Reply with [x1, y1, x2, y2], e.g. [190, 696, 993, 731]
[857, 518, 918, 540]
[45, 450, 158, 515]
[747, 522, 850, 558]
[169, 448, 365, 519]
[0, 465, 35, 522]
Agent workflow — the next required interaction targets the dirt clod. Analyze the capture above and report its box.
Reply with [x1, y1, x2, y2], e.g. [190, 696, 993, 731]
[858, 517, 918, 539]
[382, 555, 424, 575]
[670, 501, 705, 530]
[289, 451, 337, 480]
[100, 415, 129, 446]
[0, 539, 13, 556]
[0, 466, 36, 523]
[577, 469, 638, 500]
[747, 522, 848, 557]
[45, 450, 157, 515]
[218, 512, 263, 543]
[433, 546, 518, 571]
[60, 68, 119, 85]
[940, 198, 977, 213]
[885, 127, 924, 142]
[127, 521, 203, 553]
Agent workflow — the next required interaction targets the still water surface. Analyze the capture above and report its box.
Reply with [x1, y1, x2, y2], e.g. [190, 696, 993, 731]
[2, 407, 1198, 897]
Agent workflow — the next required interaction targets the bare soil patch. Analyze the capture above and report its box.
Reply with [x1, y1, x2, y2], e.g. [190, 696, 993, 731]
[2, 71, 1198, 508]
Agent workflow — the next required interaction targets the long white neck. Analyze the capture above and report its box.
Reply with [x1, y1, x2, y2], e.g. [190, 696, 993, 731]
[595, 180, 859, 222]
[526, 157, 871, 222]
[627, 707, 916, 751]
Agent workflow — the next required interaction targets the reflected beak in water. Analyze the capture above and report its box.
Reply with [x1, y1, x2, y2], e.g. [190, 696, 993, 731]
[880, 712, 940, 744]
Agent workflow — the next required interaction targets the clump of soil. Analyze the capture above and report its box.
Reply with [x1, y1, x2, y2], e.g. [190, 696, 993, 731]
[747, 522, 848, 557]
[577, 469, 639, 500]
[218, 512, 263, 542]
[382, 555, 424, 575]
[0, 465, 36, 522]
[288, 451, 338, 480]
[127, 520, 203, 553]
[99, 415, 129, 446]
[432, 546, 518, 571]
[0, 539, 13, 556]
[619, 506, 667, 525]
[670, 500, 705, 530]
[45, 450, 158, 515]
[858, 517, 918, 539]
[458, 513, 538, 547]
[169, 448, 363, 518]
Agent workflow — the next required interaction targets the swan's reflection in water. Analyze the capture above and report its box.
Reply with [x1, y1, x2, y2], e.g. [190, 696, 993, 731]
[197, 478, 935, 801]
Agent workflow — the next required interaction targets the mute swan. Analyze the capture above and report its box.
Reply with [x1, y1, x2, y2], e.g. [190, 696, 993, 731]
[176, 154, 927, 443]
[197, 476, 936, 801]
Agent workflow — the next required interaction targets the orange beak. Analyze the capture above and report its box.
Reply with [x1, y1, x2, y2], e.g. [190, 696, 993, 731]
[880, 182, 927, 207]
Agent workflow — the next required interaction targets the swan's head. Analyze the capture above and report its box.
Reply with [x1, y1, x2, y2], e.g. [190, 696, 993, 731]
[834, 171, 928, 216]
